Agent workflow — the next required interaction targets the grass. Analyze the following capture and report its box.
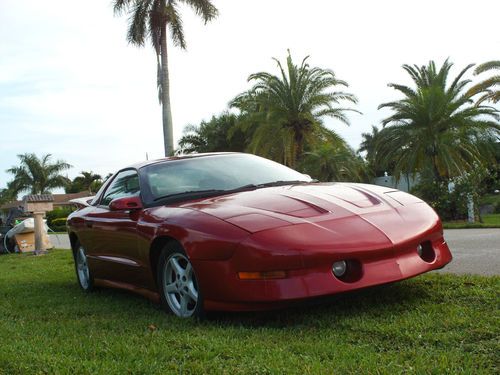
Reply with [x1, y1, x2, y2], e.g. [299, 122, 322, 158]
[480, 193, 500, 207]
[443, 213, 500, 229]
[0, 250, 498, 374]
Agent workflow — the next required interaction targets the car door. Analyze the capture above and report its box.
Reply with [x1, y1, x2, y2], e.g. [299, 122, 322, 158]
[84, 169, 149, 287]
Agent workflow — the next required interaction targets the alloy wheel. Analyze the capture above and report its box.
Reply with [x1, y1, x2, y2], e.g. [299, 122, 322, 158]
[163, 253, 199, 317]
[76, 246, 90, 290]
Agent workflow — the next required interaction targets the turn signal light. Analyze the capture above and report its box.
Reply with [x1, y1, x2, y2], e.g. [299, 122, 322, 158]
[238, 271, 287, 280]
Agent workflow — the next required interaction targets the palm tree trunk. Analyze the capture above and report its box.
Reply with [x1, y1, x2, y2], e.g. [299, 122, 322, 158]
[160, 26, 174, 156]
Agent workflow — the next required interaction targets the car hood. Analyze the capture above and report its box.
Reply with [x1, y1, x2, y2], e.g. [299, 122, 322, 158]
[178, 183, 439, 243]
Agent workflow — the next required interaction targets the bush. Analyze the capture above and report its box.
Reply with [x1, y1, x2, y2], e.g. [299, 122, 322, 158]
[412, 165, 491, 221]
[49, 218, 68, 232]
[411, 181, 463, 221]
[46, 207, 73, 227]
[50, 225, 67, 233]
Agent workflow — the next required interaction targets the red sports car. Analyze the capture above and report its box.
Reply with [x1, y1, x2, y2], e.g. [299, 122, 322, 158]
[67, 153, 452, 318]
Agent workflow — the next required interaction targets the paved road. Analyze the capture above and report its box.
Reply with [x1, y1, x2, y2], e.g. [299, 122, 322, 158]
[438, 228, 499, 276]
[50, 229, 500, 276]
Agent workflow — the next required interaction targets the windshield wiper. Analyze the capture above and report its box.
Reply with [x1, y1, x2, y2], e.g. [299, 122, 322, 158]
[232, 180, 316, 191]
[153, 189, 226, 202]
[260, 180, 316, 187]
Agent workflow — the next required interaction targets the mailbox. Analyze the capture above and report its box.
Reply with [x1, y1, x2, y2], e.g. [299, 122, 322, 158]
[22, 194, 54, 255]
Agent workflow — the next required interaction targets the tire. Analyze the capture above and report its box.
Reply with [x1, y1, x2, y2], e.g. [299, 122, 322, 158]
[73, 241, 94, 292]
[157, 242, 204, 318]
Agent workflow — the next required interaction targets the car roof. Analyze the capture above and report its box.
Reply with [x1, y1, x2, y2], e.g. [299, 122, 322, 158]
[128, 152, 240, 170]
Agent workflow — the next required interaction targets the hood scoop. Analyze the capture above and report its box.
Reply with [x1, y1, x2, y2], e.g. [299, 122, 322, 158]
[243, 193, 329, 218]
[321, 186, 382, 208]
[279, 195, 330, 218]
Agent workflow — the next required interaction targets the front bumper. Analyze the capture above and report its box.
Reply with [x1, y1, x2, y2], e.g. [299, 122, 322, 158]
[193, 233, 452, 312]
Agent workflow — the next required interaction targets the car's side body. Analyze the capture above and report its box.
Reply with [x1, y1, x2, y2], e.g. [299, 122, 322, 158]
[67, 153, 452, 312]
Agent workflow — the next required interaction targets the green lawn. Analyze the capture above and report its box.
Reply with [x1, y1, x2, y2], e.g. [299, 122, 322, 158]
[0, 250, 498, 374]
[443, 213, 500, 229]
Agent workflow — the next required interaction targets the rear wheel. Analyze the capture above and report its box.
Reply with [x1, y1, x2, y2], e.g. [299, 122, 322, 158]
[158, 243, 203, 318]
[73, 242, 94, 292]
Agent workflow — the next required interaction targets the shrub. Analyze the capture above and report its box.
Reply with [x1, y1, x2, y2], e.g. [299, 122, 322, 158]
[48, 217, 68, 232]
[412, 165, 491, 221]
[411, 181, 462, 221]
[46, 207, 73, 227]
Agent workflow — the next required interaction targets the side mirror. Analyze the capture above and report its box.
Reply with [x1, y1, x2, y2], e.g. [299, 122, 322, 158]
[109, 196, 143, 211]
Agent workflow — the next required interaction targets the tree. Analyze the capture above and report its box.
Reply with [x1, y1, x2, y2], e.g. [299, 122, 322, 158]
[358, 125, 389, 177]
[0, 188, 15, 206]
[178, 112, 248, 154]
[113, 0, 218, 156]
[359, 125, 380, 161]
[6, 154, 72, 197]
[301, 142, 367, 182]
[377, 59, 499, 183]
[66, 171, 102, 194]
[468, 60, 500, 105]
[230, 51, 359, 168]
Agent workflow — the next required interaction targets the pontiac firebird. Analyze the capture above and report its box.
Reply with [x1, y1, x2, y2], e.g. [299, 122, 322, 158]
[67, 153, 452, 318]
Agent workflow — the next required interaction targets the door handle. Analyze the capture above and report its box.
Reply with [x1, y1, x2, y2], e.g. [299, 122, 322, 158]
[85, 221, 93, 228]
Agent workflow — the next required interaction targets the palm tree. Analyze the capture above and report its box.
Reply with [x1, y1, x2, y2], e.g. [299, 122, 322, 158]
[301, 142, 366, 182]
[358, 125, 386, 177]
[71, 171, 103, 193]
[468, 60, 500, 105]
[178, 112, 247, 154]
[230, 51, 359, 168]
[377, 59, 499, 182]
[113, 0, 218, 156]
[6, 154, 72, 197]
[359, 125, 381, 163]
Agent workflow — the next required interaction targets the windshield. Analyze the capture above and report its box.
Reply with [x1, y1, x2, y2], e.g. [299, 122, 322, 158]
[140, 153, 311, 204]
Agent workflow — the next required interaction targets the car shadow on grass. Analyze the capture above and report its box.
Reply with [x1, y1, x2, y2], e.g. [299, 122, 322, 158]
[202, 280, 433, 328]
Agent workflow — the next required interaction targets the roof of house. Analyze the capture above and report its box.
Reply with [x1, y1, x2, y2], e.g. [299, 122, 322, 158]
[23, 194, 54, 203]
[1, 191, 91, 211]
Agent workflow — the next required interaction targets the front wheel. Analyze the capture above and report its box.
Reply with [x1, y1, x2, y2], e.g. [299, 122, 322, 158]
[158, 243, 203, 318]
[73, 242, 94, 292]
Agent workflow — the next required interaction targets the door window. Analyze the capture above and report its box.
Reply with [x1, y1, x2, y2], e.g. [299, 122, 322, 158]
[101, 170, 140, 206]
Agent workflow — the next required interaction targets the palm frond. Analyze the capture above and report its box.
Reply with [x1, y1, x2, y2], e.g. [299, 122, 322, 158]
[180, 0, 218, 23]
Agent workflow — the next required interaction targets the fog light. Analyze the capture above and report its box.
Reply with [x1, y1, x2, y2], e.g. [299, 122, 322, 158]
[332, 261, 347, 277]
[417, 244, 423, 257]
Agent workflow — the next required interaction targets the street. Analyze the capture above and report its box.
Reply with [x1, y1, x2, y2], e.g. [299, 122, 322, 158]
[439, 228, 500, 276]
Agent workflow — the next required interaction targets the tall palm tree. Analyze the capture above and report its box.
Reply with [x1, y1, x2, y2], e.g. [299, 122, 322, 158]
[377, 60, 499, 182]
[113, 0, 218, 156]
[230, 51, 359, 168]
[6, 154, 72, 197]
[468, 60, 500, 105]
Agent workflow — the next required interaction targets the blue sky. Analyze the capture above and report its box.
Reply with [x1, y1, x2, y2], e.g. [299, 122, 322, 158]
[1, 0, 499, 191]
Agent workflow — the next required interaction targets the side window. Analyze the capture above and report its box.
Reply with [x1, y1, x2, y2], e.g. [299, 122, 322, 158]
[100, 170, 140, 206]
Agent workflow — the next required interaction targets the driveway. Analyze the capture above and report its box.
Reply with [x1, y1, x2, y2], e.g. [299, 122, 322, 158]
[439, 228, 500, 276]
[49, 229, 499, 276]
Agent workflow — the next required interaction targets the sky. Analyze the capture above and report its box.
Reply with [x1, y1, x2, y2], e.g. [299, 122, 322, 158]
[0, 0, 499, 190]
